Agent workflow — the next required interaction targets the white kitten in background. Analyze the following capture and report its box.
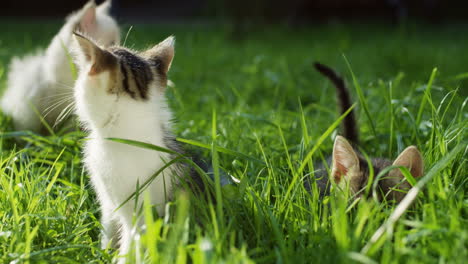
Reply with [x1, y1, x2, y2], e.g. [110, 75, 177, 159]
[1, 0, 120, 133]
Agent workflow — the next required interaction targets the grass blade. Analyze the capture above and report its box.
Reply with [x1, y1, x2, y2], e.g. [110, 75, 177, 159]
[343, 55, 376, 137]
[362, 141, 465, 255]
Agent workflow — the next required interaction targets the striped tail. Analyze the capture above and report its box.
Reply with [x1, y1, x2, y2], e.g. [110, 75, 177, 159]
[314, 62, 359, 145]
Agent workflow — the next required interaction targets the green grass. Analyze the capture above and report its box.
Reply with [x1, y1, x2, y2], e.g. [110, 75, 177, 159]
[0, 20, 467, 263]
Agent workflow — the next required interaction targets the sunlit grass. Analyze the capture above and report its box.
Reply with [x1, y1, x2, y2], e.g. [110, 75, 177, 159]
[0, 21, 466, 263]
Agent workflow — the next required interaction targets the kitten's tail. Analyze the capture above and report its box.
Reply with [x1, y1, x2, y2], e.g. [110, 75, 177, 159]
[314, 62, 359, 144]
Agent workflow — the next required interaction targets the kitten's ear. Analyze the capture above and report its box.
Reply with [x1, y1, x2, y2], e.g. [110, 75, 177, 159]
[97, 0, 112, 14]
[144, 36, 175, 75]
[73, 33, 114, 75]
[392, 146, 424, 179]
[331, 136, 360, 183]
[78, 1, 97, 34]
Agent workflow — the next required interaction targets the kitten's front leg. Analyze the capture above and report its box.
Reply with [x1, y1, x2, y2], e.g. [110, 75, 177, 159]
[117, 222, 134, 264]
[115, 204, 145, 264]
[100, 201, 120, 249]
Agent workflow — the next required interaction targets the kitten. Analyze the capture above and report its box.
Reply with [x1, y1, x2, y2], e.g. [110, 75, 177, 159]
[71, 32, 195, 261]
[306, 63, 424, 203]
[1, 0, 120, 133]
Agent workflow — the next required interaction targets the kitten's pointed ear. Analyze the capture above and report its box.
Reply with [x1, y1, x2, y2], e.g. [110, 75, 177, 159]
[78, 1, 97, 34]
[73, 33, 113, 75]
[74, 32, 100, 62]
[97, 0, 112, 14]
[392, 146, 424, 179]
[144, 36, 175, 75]
[331, 136, 360, 183]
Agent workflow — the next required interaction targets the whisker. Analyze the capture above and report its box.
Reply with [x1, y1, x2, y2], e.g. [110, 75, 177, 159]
[43, 96, 72, 112]
[43, 100, 69, 116]
[123, 26, 133, 47]
[51, 81, 75, 90]
[54, 102, 76, 128]
[60, 103, 76, 123]
[39, 93, 74, 102]
[43, 97, 74, 118]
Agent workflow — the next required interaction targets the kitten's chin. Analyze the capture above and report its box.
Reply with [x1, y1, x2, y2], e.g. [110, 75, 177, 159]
[74, 96, 116, 132]
[77, 100, 117, 130]
[76, 110, 115, 134]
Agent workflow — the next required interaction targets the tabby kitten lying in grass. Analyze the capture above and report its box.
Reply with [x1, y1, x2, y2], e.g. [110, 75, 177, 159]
[307, 63, 424, 203]
[71, 32, 205, 262]
[1, 0, 119, 133]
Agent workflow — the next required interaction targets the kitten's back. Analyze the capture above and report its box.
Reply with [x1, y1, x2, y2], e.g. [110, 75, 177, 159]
[1, 53, 46, 131]
[1, 1, 120, 133]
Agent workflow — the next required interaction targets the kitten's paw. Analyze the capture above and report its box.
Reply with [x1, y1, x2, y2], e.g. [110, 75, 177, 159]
[101, 233, 118, 250]
[100, 236, 111, 250]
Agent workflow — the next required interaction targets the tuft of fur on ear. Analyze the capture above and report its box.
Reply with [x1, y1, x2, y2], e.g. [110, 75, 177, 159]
[78, 1, 97, 34]
[331, 136, 360, 183]
[97, 0, 112, 14]
[143, 36, 175, 75]
[392, 146, 424, 179]
[73, 32, 116, 75]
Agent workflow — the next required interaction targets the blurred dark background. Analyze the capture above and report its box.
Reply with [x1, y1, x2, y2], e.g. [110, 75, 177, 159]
[1, 0, 468, 23]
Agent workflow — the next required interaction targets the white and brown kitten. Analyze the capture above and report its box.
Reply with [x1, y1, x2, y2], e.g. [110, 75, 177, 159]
[306, 63, 424, 203]
[71, 32, 197, 261]
[1, 0, 120, 133]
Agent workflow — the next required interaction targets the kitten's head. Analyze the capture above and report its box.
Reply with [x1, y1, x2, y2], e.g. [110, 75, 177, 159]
[67, 0, 120, 47]
[71, 33, 175, 129]
[331, 136, 424, 202]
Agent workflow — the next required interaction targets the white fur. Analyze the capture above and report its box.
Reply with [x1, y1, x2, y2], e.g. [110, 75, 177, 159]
[1, 1, 120, 132]
[73, 48, 177, 261]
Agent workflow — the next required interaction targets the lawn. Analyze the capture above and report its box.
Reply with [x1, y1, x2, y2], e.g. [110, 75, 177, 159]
[0, 20, 466, 263]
